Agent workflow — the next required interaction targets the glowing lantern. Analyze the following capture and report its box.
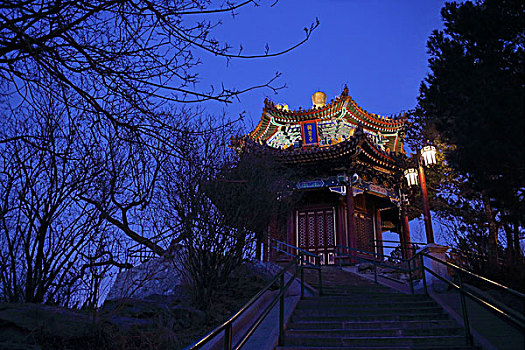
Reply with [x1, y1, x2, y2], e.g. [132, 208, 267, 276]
[421, 145, 437, 166]
[404, 168, 419, 186]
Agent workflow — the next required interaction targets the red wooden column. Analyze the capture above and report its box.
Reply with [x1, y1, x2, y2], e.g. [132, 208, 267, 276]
[337, 198, 347, 247]
[266, 214, 279, 262]
[401, 205, 412, 258]
[375, 209, 384, 258]
[345, 185, 357, 252]
[288, 211, 295, 247]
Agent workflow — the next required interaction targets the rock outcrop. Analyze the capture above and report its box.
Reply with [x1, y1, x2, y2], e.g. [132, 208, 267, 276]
[106, 255, 184, 301]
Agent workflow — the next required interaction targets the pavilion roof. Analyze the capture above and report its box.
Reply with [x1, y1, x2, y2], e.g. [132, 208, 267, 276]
[235, 128, 403, 176]
[247, 85, 407, 154]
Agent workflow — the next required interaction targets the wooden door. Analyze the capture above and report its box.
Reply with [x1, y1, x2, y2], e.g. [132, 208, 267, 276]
[296, 208, 336, 265]
[355, 212, 374, 252]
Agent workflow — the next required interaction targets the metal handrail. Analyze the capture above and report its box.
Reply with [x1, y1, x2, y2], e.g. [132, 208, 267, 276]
[421, 252, 525, 331]
[271, 238, 320, 258]
[423, 253, 525, 300]
[272, 245, 318, 269]
[368, 239, 423, 259]
[272, 239, 323, 294]
[186, 258, 297, 350]
[337, 244, 524, 346]
[186, 241, 323, 350]
[369, 243, 421, 251]
[336, 244, 414, 264]
[335, 244, 418, 294]
[371, 239, 426, 245]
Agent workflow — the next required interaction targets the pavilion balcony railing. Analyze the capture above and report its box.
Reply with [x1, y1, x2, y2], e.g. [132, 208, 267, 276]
[368, 239, 425, 259]
[186, 239, 322, 350]
[336, 244, 420, 295]
[335, 244, 525, 347]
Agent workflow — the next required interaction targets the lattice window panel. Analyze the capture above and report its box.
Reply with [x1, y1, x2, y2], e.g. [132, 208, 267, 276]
[317, 212, 325, 247]
[354, 195, 366, 211]
[298, 214, 307, 247]
[308, 214, 315, 248]
[326, 211, 335, 246]
[355, 214, 374, 251]
[355, 214, 366, 251]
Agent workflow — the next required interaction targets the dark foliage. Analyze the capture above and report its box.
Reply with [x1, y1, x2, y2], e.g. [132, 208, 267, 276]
[409, 0, 524, 269]
[208, 151, 304, 238]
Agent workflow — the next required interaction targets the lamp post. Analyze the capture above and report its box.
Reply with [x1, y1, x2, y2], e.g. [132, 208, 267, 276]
[404, 145, 437, 244]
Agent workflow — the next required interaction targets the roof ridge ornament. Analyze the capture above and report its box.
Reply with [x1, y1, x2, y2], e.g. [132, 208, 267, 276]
[342, 84, 349, 97]
[355, 123, 364, 136]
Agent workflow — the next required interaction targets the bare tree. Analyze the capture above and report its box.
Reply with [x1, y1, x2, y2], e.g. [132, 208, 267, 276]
[210, 140, 304, 260]
[1, 0, 317, 255]
[77, 117, 170, 256]
[0, 1, 318, 306]
[0, 93, 132, 304]
[0, 0, 318, 133]
[157, 116, 303, 308]
[158, 116, 247, 308]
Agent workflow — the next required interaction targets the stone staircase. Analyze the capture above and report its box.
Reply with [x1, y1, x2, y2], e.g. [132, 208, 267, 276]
[276, 266, 479, 349]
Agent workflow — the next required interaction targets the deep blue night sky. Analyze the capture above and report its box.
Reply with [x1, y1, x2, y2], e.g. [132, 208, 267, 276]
[195, 0, 458, 243]
[197, 0, 453, 133]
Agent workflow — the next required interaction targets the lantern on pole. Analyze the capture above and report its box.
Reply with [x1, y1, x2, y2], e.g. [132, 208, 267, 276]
[404, 168, 419, 186]
[403, 145, 438, 245]
[421, 145, 437, 166]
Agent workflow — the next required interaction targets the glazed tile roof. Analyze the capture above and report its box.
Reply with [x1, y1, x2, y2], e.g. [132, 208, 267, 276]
[248, 85, 407, 154]
[235, 128, 402, 174]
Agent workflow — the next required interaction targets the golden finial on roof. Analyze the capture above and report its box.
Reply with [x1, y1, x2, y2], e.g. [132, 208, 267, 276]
[312, 91, 327, 108]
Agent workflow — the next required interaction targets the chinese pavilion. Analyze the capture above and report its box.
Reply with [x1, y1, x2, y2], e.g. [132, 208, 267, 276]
[236, 86, 411, 264]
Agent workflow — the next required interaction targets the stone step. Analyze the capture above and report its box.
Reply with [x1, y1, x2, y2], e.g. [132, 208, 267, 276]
[284, 326, 463, 337]
[276, 346, 478, 350]
[320, 283, 388, 288]
[310, 290, 426, 297]
[321, 291, 404, 296]
[292, 306, 445, 316]
[303, 294, 430, 302]
[291, 312, 450, 322]
[321, 290, 400, 296]
[321, 286, 391, 292]
[287, 319, 457, 330]
[281, 268, 475, 349]
[296, 299, 438, 309]
[283, 334, 468, 347]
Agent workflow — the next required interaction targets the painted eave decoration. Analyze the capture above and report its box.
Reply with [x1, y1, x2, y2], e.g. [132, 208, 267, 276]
[237, 129, 402, 175]
[248, 85, 407, 155]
